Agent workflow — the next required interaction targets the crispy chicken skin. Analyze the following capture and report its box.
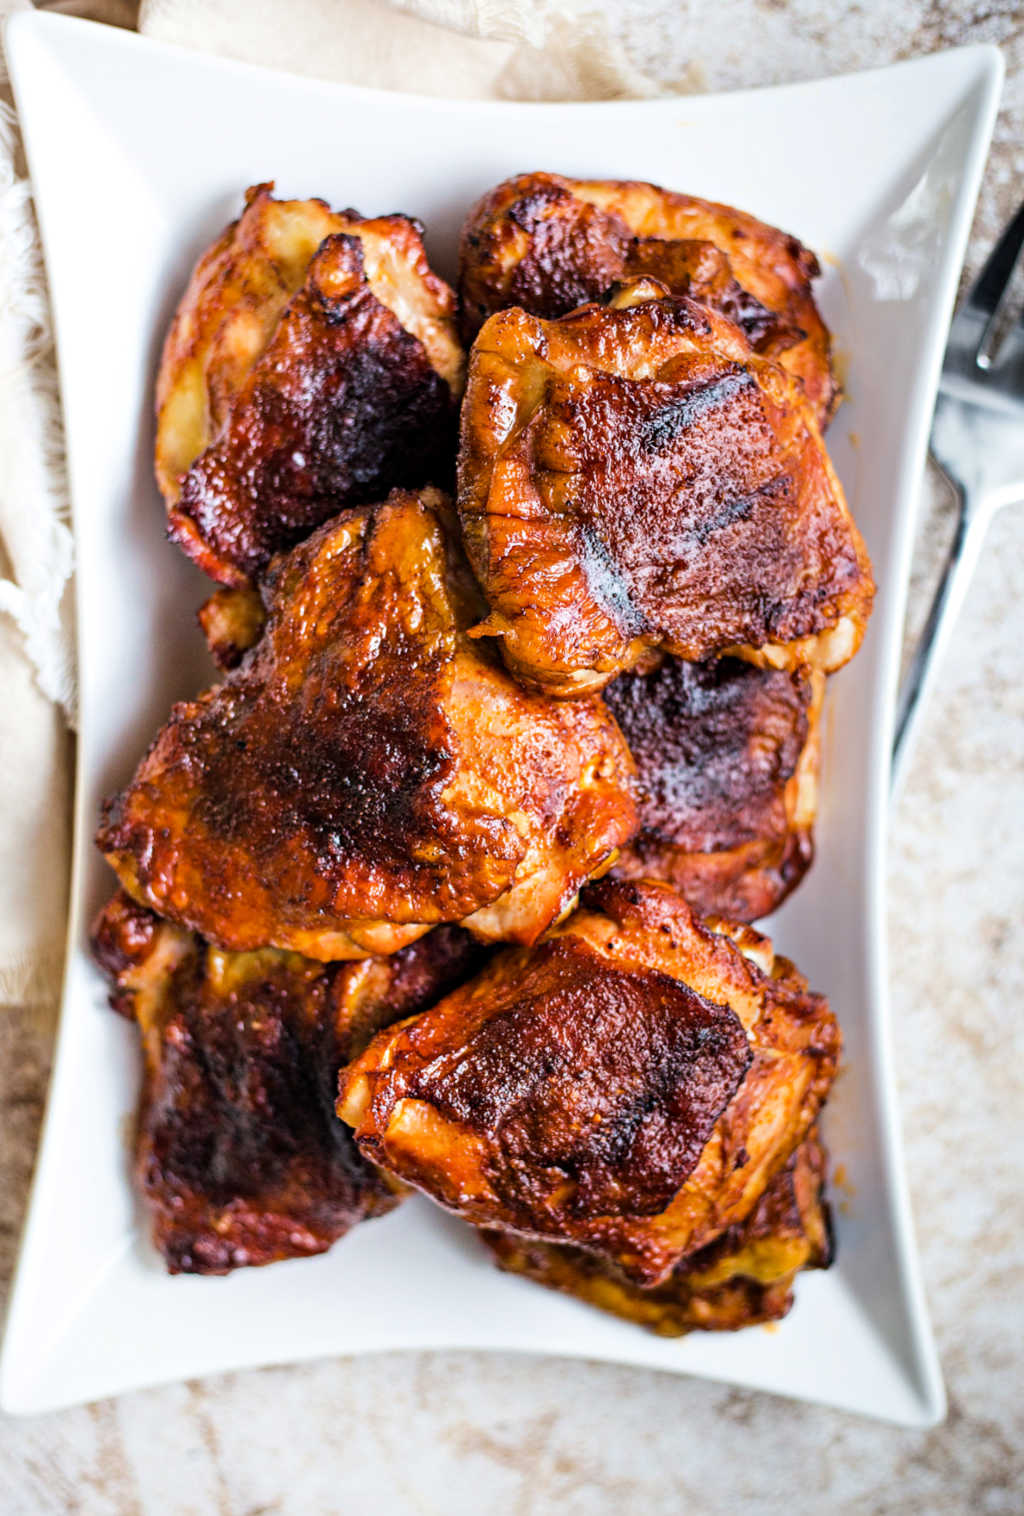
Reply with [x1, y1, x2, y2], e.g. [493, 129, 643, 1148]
[198, 582, 266, 671]
[481, 1130, 832, 1334]
[339, 879, 839, 1285]
[90, 890, 488, 1273]
[97, 488, 637, 960]
[457, 280, 873, 695]
[458, 172, 838, 428]
[606, 659, 822, 920]
[156, 184, 465, 586]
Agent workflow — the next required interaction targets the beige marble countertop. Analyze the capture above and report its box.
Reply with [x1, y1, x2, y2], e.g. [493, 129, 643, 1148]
[2, 3, 1023, 1512]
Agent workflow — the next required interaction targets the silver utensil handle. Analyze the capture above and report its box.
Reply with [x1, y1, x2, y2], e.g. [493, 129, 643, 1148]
[891, 470, 991, 791]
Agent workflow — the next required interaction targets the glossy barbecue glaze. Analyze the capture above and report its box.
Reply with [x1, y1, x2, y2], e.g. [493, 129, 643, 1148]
[157, 185, 464, 585]
[457, 280, 873, 695]
[97, 489, 637, 959]
[458, 172, 838, 427]
[481, 1130, 832, 1334]
[339, 880, 840, 1285]
[606, 657, 822, 920]
[90, 891, 488, 1274]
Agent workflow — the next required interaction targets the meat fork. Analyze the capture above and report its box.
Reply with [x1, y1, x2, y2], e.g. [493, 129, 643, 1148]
[892, 201, 1024, 789]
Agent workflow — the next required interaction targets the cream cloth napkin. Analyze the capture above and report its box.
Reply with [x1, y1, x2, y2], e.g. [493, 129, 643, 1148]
[0, 0, 71, 1009]
[0, 0, 676, 1011]
[139, 0, 670, 100]
[0, 0, 133, 1010]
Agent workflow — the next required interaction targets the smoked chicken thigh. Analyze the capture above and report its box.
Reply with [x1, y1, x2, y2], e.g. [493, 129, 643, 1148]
[339, 879, 840, 1285]
[605, 658, 822, 920]
[481, 1130, 832, 1334]
[91, 890, 487, 1274]
[97, 488, 637, 960]
[156, 184, 464, 586]
[457, 280, 873, 696]
[458, 172, 838, 428]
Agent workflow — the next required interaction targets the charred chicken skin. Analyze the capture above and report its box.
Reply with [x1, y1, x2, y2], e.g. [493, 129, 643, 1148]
[91, 890, 488, 1274]
[605, 658, 822, 920]
[481, 1129, 832, 1334]
[457, 280, 873, 695]
[339, 879, 839, 1285]
[156, 184, 465, 586]
[97, 488, 637, 960]
[458, 172, 838, 428]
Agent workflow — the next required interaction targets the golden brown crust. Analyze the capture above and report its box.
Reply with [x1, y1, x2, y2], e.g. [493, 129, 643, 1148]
[97, 488, 637, 960]
[339, 879, 839, 1284]
[197, 583, 267, 671]
[480, 1131, 833, 1335]
[606, 658, 822, 920]
[458, 172, 838, 427]
[90, 891, 489, 1273]
[457, 282, 872, 694]
[157, 185, 465, 586]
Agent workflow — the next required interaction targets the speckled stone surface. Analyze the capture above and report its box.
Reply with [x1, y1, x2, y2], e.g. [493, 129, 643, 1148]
[2, 4, 1023, 1512]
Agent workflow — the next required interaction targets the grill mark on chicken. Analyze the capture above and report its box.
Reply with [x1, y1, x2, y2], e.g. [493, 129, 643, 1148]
[573, 523, 648, 637]
[458, 283, 872, 694]
[638, 369, 754, 452]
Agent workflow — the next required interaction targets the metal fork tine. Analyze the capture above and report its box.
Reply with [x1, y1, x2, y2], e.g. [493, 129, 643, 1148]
[898, 199, 1024, 783]
[963, 200, 1024, 320]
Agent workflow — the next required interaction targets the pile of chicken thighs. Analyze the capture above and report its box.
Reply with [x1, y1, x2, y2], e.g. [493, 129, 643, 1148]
[92, 173, 873, 1335]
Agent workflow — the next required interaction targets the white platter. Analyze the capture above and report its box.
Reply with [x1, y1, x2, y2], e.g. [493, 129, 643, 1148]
[0, 12, 1001, 1421]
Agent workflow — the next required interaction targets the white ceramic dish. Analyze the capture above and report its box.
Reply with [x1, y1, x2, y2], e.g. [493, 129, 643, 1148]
[0, 12, 1001, 1421]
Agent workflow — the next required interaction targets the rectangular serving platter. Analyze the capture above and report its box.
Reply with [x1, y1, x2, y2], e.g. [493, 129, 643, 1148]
[0, 11, 1002, 1420]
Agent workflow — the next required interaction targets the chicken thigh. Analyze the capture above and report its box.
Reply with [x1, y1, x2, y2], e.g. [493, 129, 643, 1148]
[91, 890, 487, 1273]
[98, 488, 637, 960]
[458, 172, 837, 427]
[339, 879, 839, 1285]
[157, 184, 464, 585]
[458, 280, 873, 694]
[605, 657, 822, 920]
